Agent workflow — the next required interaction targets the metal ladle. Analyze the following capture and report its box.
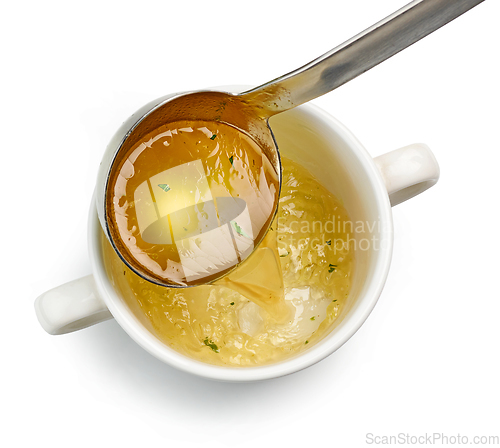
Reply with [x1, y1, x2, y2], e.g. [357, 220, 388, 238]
[102, 0, 484, 288]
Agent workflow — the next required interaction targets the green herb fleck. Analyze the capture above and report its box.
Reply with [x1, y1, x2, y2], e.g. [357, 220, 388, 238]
[305, 340, 309, 344]
[183, 227, 188, 231]
[328, 264, 337, 273]
[158, 184, 170, 192]
[310, 316, 315, 321]
[230, 302, 235, 306]
[229, 155, 234, 166]
[210, 134, 217, 140]
[280, 251, 289, 257]
[326, 240, 331, 246]
[231, 221, 250, 238]
[203, 337, 219, 353]
[332, 299, 337, 302]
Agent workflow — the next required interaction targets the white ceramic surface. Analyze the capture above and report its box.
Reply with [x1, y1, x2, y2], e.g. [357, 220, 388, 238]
[34, 94, 439, 381]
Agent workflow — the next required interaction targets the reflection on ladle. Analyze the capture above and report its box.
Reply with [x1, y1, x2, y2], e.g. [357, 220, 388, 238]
[107, 120, 279, 287]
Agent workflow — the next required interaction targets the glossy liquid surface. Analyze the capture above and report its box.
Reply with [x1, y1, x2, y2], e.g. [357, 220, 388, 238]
[103, 158, 354, 366]
[107, 120, 279, 286]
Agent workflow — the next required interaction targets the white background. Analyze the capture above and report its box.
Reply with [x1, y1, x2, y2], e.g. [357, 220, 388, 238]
[2, 1, 499, 447]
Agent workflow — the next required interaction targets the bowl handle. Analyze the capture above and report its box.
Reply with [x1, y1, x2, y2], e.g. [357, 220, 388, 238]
[374, 143, 440, 206]
[34, 275, 112, 335]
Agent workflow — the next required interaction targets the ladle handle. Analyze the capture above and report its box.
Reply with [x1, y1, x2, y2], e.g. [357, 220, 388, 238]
[241, 0, 484, 115]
